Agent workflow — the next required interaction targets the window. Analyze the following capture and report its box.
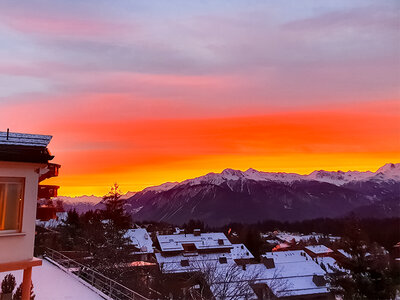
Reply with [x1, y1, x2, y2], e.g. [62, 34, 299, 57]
[0, 177, 24, 232]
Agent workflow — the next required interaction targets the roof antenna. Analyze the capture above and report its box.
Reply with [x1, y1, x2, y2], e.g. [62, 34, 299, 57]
[6, 128, 9, 140]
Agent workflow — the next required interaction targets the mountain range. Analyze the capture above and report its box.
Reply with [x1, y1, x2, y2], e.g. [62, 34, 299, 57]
[61, 163, 400, 226]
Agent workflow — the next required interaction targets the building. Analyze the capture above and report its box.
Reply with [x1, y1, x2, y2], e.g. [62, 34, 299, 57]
[156, 231, 260, 299]
[257, 250, 333, 299]
[0, 131, 59, 300]
[157, 231, 233, 255]
[124, 228, 154, 261]
[304, 245, 334, 258]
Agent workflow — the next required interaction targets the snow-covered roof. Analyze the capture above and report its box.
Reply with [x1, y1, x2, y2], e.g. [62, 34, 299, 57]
[230, 244, 254, 260]
[254, 250, 329, 297]
[0, 131, 52, 147]
[337, 249, 352, 259]
[157, 232, 232, 252]
[263, 250, 311, 264]
[305, 245, 334, 255]
[314, 256, 343, 273]
[155, 252, 234, 274]
[0, 260, 103, 300]
[125, 228, 154, 254]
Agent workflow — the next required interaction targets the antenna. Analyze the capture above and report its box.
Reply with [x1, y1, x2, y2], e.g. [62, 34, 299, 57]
[6, 128, 9, 140]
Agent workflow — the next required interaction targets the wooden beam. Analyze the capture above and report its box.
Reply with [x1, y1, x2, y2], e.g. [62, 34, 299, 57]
[0, 257, 42, 272]
[22, 267, 32, 300]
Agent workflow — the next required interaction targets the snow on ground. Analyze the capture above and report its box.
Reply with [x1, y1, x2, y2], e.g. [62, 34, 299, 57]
[0, 260, 104, 300]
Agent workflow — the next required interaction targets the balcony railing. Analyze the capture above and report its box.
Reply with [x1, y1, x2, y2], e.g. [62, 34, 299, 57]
[44, 248, 150, 300]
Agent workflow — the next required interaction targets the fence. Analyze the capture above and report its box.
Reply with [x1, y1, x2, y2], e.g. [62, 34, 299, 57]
[44, 248, 151, 300]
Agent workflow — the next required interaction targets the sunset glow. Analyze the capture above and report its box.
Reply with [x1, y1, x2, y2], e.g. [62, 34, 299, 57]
[0, 1, 399, 196]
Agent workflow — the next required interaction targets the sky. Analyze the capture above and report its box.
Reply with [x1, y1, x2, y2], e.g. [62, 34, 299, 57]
[0, 0, 399, 196]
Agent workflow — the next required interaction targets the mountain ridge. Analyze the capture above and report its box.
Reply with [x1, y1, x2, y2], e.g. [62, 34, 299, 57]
[120, 163, 399, 225]
[58, 163, 400, 225]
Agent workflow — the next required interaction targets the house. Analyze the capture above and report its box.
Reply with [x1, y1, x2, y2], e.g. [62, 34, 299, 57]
[0, 131, 59, 300]
[304, 245, 334, 258]
[124, 228, 154, 261]
[157, 230, 233, 255]
[256, 250, 334, 299]
[156, 231, 259, 299]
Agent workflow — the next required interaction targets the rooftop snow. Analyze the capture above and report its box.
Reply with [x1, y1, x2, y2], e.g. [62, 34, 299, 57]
[125, 228, 154, 253]
[305, 245, 334, 255]
[263, 250, 311, 264]
[230, 244, 254, 260]
[255, 250, 329, 297]
[157, 232, 232, 252]
[155, 252, 234, 274]
[0, 131, 52, 147]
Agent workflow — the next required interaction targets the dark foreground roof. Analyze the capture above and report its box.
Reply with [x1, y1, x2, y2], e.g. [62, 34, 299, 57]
[0, 131, 52, 147]
[0, 131, 54, 163]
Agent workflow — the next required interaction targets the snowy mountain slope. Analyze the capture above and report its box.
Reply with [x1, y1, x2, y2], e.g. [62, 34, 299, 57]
[124, 163, 400, 225]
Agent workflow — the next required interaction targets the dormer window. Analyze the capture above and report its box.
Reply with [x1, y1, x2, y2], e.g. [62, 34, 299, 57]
[0, 177, 24, 233]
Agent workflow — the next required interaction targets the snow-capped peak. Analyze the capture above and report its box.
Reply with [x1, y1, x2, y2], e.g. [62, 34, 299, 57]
[306, 169, 373, 185]
[142, 182, 179, 193]
[173, 163, 400, 189]
[373, 163, 400, 181]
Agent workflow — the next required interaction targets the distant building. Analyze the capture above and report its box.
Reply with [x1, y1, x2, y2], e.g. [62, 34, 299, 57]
[0, 131, 59, 300]
[305, 245, 334, 258]
[124, 228, 154, 261]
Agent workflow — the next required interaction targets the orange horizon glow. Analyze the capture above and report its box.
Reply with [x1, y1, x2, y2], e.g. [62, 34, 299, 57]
[37, 101, 400, 197]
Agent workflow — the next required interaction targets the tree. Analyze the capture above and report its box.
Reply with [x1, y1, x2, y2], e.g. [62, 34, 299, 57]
[1, 274, 16, 294]
[59, 209, 82, 250]
[92, 183, 132, 278]
[329, 218, 397, 299]
[239, 227, 264, 261]
[187, 261, 259, 300]
[13, 281, 35, 300]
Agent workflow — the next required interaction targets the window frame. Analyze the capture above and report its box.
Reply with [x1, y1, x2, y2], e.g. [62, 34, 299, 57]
[0, 177, 25, 234]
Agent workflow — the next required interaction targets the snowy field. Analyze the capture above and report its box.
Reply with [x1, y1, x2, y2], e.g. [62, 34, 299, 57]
[0, 260, 104, 300]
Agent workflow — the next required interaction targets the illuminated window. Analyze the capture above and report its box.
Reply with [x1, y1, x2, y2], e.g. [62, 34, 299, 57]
[0, 178, 24, 232]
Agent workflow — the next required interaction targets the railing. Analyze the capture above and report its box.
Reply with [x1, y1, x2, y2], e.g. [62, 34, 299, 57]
[44, 248, 150, 300]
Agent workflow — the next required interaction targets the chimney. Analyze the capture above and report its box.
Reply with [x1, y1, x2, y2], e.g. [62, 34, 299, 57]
[193, 229, 201, 236]
[264, 258, 275, 269]
[6, 128, 9, 140]
[180, 259, 189, 267]
[219, 257, 227, 264]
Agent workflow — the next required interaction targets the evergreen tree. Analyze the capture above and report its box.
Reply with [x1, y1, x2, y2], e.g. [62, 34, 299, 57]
[59, 209, 82, 250]
[13, 281, 35, 300]
[329, 218, 397, 299]
[93, 183, 132, 278]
